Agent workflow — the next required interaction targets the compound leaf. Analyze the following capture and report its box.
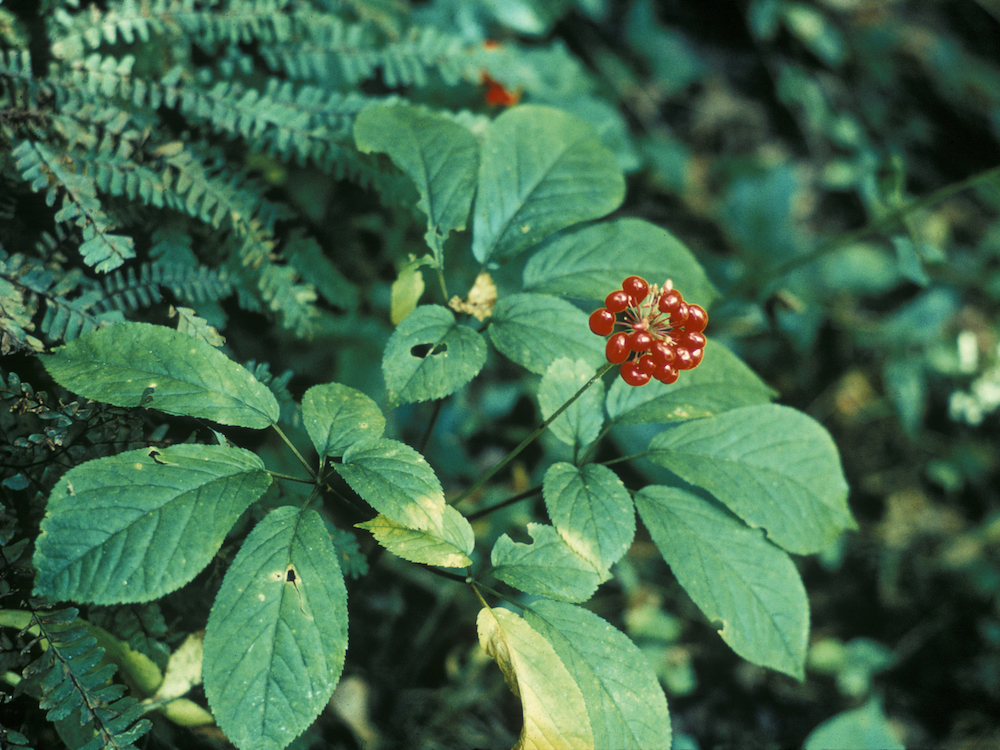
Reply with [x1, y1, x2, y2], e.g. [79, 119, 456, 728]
[203, 507, 348, 750]
[477, 606, 593, 750]
[606, 340, 775, 425]
[302, 382, 385, 458]
[646, 404, 855, 555]
[382, 305, 487, 406]
[524, 600, 671, 750]
[538, 358, 604, 451]
[354, 104, 478, 259]
[33, 445, 271, 605]
[634, 486, 808, 680]
[335, 438, 446, 532]
[44, 322, 279, 429]
[472, 105, 624, 264]
[523, 217, 717, 306]
[357, 504, 474, 568]
[489, 293, 605, 374]
[491, 524, 603, 603]
[543, 462, 635, 573]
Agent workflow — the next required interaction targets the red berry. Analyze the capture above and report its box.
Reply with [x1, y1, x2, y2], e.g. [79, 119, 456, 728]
[670, 302, 689, 327]
[687, 348, 704, 368]
[628, 330, 654, 352]
[605, 290, 630, 313]
[606, 332, 630, 364]
[622, 276, 649, 304]
[620, 361, 651, 387]
[675, 347, 695, 370]
[650, 339, 676, 366]
[637, 354, 658, 374]
[589, 308, 616, 336]
[657, 289, 683, 314]
[685, 304, 708, 333]
[679, 331, 706, 350]
[654, 363, 679, 384]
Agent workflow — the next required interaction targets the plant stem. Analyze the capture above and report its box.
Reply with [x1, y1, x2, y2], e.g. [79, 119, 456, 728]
[272, 424, 316, 479]
[465, 484, 543, 521]
[267, 471, 314, 484]
[450, 361, 615, 507]
[752, 163, 1000, 297]
[419, 399, 445, 454]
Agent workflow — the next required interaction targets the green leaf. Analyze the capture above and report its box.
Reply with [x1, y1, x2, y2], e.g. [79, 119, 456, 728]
[472, 105, 625, 264]
[356, 504, 474, 568]
[44, 322, 279, 429]
[606, 340, 776, 425]
[382, 305, 487, 406]
[477, 606, 594, 750]
[301, 383, 385, 459]
[390, 254, 430, 325]
[203, 507, 348, 750]
[491, 524, 603, 603]
[538, 358, 605, 451]
[634, 486, 808, 679]
[335, 438, 446, 532]
[354, 104, 479, 259]
[646, 404, 855, 555]
[524, 600, 671, 750]
[803, 698, 905, 750]
[33, 445, 271, 605]
[523, 217, 717, 306]
[543, 463, 635, 572]
[489, 293, 606, 374]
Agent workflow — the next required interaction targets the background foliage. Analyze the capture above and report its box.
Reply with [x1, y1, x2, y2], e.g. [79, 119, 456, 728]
[2, 0, 1000, 748]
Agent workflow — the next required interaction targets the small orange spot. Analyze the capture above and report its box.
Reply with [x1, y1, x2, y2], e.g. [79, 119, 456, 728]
[481, 72, 521, 107]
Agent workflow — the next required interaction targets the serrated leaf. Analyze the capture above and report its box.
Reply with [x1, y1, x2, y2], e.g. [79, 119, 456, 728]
[635, 486, 808, 679]
[302, 383, 385, 459]
[538, 358, 604, 450]
[646, 404, 855, 554]
[44, 322, 279, 429]
[33, 445, 271, 604]
[203, 507, 348, 750]
[543, 463, 635, 572]
[803, 697, 905, 750]
[354, 104, 479, 258]
[523, 217, 717, 305]
[524, 600, 671, 750]
[382, 305, 487, 406]
[489, 293, 605, 374]
[606, 340, 776, 425]
[356, 503, 474, 568]
[472, 105, 625, 264]
[491, 524, 602, 603]
[477, 606, 593, 750]
[335, 438, 446, 532]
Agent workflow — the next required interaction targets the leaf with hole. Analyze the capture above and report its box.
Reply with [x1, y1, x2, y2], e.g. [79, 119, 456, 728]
[203, 507, 348, 750]
[33, 444, 271, 604]
[382, 305, 487, 406]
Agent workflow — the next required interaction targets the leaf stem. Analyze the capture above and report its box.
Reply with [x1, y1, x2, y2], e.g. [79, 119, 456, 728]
[752, 163, 1000, 297]
[465, 484, 543, 521]
[450, 362, 615, 507]
[267, 471, 314, 484]
[272, 424, 316, 479]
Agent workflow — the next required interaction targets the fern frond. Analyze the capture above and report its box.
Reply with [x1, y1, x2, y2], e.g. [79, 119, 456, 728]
[0, 49, 50, 112]
[49, 2, 165, 61]
[11, 139, 135, 273]
[87, 604, 171, 672]
[20, 607, 152, 750]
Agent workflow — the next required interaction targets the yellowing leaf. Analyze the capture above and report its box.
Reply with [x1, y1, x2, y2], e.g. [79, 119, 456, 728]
[477, 607, 593, 750]
[357, 504, 474, 568]
[449, 272, 498, 321]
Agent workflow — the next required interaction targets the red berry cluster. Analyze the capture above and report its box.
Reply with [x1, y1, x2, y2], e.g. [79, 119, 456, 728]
[589, 276, 708, 387]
